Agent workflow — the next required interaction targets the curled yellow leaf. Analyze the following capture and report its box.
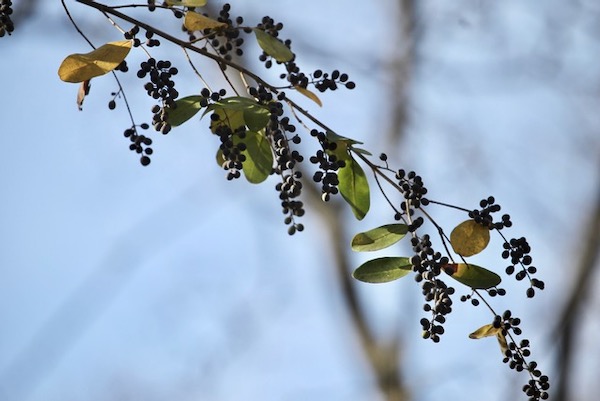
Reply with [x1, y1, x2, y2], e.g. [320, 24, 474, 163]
[58, 40, 132, 83]
[184, 11, 227, 31]
[294, 86, 322, 107]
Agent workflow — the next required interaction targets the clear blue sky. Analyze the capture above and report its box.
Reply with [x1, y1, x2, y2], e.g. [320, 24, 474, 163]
[1, 1, 599, 400]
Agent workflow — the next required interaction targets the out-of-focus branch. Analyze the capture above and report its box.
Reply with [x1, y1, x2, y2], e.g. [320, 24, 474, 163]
[302, 180, 408, 401]
[387, 0, 417, 145]
[553, 184, 600, 401]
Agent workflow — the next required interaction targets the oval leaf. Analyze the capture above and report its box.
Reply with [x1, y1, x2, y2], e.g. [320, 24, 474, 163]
[184, 11, 227, 31]
[351, 224, 409, 252]
[450, 219, 490, 257]
[166, 0, 207, 6]
[166, 95, 204, 126]
[338, 156, 370, 220]
[443, 263, 501, 289]
[243, 105, 270, 131]
[294, 85, 322, 107]
[254, 29, 293, 62]
[58, 40, 132, 83]
[352, 257, 412, 283]
[237, 131, 273, 183]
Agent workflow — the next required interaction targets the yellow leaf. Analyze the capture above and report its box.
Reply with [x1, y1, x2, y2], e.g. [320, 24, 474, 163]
[469, 323, 501, 339]
[184, 11, 227, 31]
[469, 323, 508, 356]
[58, 40, 132, 83]
[166, 0, 207, 6]
[294, 86, 322, 107]
[450, 219, 490, 257]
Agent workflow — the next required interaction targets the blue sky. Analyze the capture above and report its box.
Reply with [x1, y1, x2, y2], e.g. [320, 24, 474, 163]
[1, 1, 600, 400]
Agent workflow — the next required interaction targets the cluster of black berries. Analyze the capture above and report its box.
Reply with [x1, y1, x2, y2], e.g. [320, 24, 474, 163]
[469, 196, 512, 230]
[256, 15, 286, 68]
[502, 237, 545, 297]
[262, 96, 306, 234]
[493, 311, 549, 400]
[123, 124, 153, 166]
[411, 235, 455, 342]
[188, 4, 244, 61]
[309, 131, 346, 202]
[312, 69, 356, 92]
[124, 25, 163, 47]
[0, 0, 13, 37]
[136, 58, 179, 134]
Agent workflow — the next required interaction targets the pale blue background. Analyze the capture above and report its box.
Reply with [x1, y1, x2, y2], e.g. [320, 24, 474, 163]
[1, 1, 599, 400]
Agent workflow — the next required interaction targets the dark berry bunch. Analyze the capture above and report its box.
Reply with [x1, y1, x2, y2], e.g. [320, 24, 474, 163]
[411, 235, 455, 342]
[469, 196, 512, 230]
[392, 169, 428, 231]
[311, 69, 356, 92]
[136, 58, 179, 134]
[502, 237, 545, 297]
[493, 311, 550, 400]
[123, 124, 153, 166]
[256, 15, 286, 68]
[188, 4, 245, 61]
[309, 130, 347, 202]
[0, 0, 13, 38]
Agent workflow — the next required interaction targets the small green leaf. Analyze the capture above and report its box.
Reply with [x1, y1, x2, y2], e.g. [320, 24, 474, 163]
[58, 40, 132, 83]
[254, 29, 294, 62]
[166, 0, 207, 6]
[210, 107, 245, 132]
[207, 97, 269, 132]
[236, 130, 273, 183]
[353, 257, 412, 283]
[351, 224, 409, 252]
[443, 263, 501, 289]
[352, 147, 372, 156]
[338, 156, 370, 220]
[450, 219, 490, 257]
[326, 131, 363, 146]
[243, 105, 270, 131]
[166, 95, 204, 126]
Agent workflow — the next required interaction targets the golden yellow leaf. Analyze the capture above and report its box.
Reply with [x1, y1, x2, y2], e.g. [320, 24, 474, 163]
[184, 11, 227, 31]
[58, 40, 132, 83]
[469, 323, 501, 339]
[450, 219, 490, 257]
[294, 86, 322, 107]
[166, 0, 207, 6]
[469, 323, 508, 356]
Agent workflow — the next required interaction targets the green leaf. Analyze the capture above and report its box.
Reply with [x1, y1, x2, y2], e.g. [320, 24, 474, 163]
[207, 97, 270, 132]
[326, 131, 363, 146]
[351, 224, 409, 252]
[184, 11, 226, 31]
[58, 40, 132, 83]
[166, 95, 204, 126]
[243, 104, 270, 131]
[443, 263, 501, 289]
[166, 0, 207, 6]
[352, 147, 372, 156]
[254, 28, 294, 62]
[338, 156, 370, 220]
[450, 219, 491, 257]
[236, 130, 273, 183]
[352, 257, 412, 283]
